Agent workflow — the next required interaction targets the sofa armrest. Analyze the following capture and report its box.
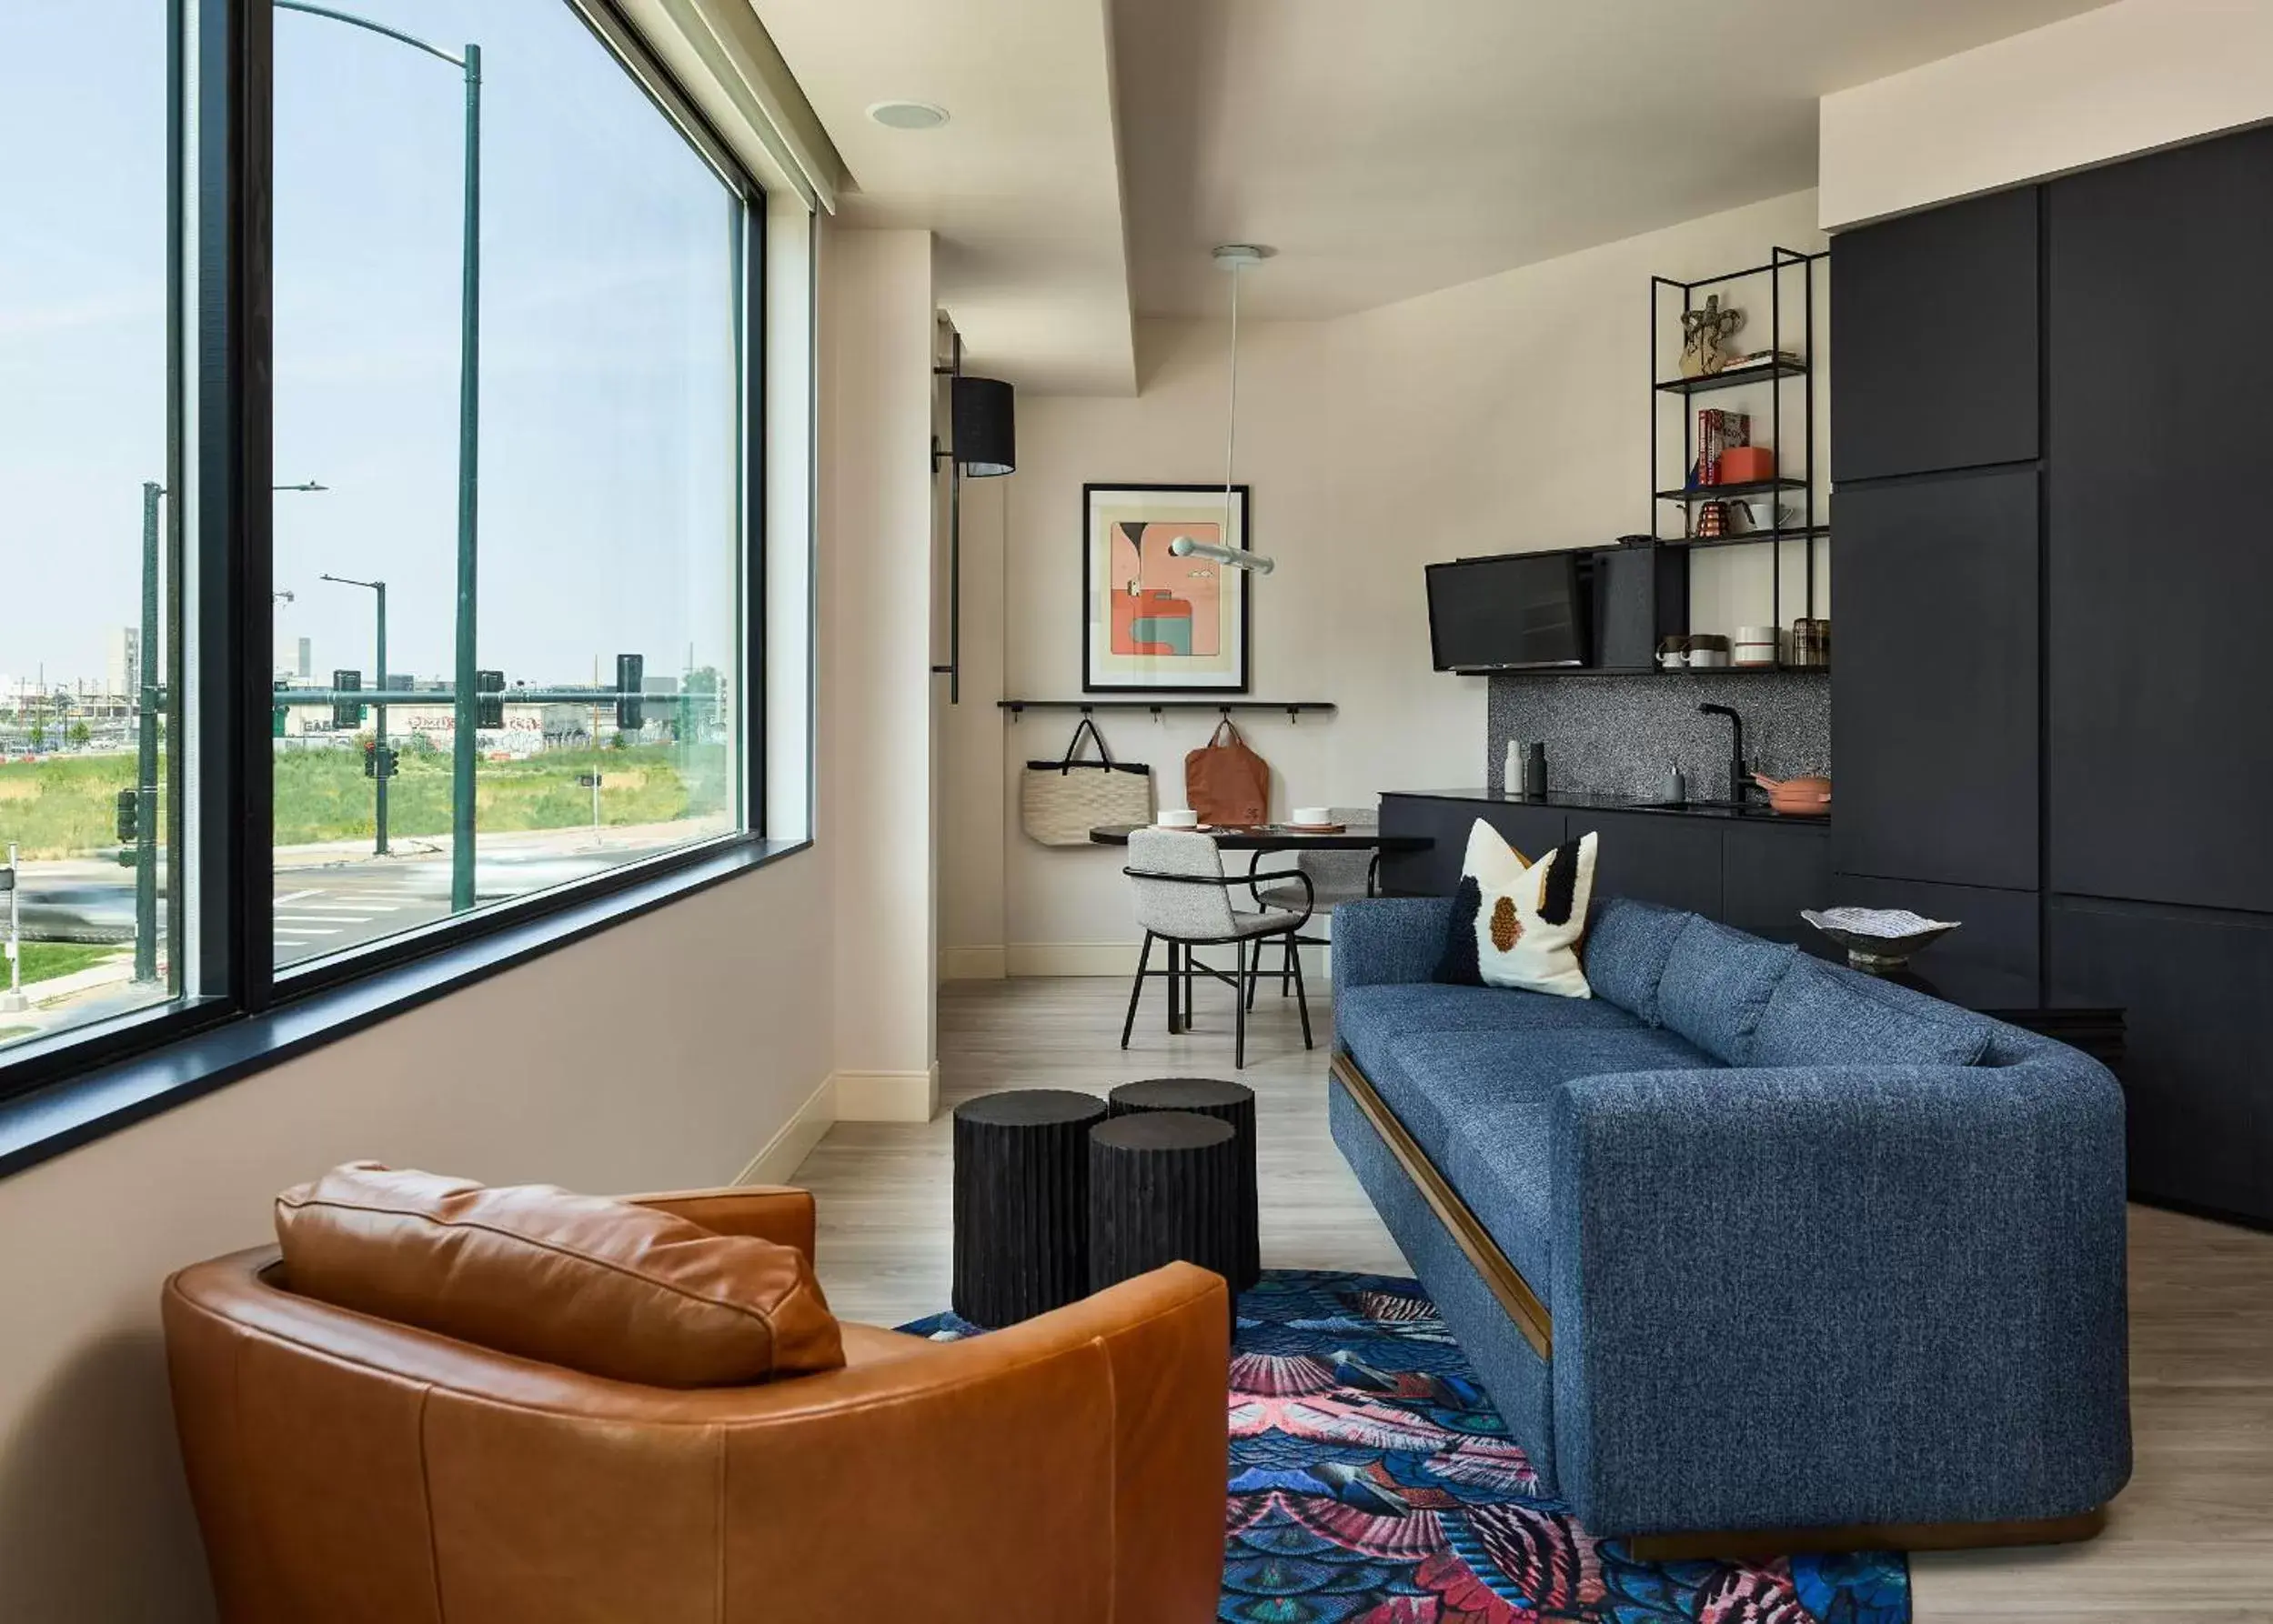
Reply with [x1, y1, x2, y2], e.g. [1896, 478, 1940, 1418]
[1331, 896, 1453, 996]
[621, 1186, 817, 1261]
[1547, 1062, 2131, 1536]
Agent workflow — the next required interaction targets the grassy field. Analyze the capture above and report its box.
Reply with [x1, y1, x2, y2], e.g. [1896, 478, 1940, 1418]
[15, 942, 121, 985]
[0, 743, 729, 858]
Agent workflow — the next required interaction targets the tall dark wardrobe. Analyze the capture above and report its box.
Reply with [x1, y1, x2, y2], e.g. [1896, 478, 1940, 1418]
[1832, 124, 2273, 1228]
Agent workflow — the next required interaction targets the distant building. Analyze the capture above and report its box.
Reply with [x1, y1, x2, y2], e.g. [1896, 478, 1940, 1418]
[276, 636, 312, 681]
[106, 627, 140, 700]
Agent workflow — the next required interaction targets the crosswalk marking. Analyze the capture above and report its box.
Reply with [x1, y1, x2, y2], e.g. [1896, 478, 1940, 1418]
[277, 913, 374, 923]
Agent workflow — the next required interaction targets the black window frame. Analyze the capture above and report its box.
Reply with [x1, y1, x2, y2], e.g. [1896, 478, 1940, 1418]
[0, 0, 799, 1149]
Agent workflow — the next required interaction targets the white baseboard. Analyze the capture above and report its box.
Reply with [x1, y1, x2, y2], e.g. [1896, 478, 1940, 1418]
[1007, 940, 1331, 979]
[833, 1064, 940, 1123]
[732, 1070, 839, 1187]
[939, 944, 1008, 980]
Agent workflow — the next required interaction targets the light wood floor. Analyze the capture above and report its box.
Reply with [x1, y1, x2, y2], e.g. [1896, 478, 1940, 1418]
[791, 977, 2273, 1622]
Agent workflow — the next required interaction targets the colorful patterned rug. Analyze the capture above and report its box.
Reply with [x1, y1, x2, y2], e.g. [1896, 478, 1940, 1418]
[900, 1269, 1909, 1623]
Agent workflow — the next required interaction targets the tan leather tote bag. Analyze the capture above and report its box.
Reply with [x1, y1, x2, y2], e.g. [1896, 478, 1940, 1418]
[1184, 719, 1270, 827]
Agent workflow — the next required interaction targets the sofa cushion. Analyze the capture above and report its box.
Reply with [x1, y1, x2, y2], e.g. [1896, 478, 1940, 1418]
[1656, 917, 1799, 1065]
[1433, 822, 1599, 999]
[1335, 982, 1641, 1086]
[1753, 956, 1996, 1068]
[276, 1163, 845, 1388]
[1582, 897, 1695, 1027]
[1368, 1028, 1722, 1292]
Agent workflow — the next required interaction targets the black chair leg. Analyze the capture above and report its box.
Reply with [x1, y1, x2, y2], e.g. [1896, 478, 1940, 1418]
[1121, 932, 1153, 1049]
[1234, 938, 1248, 1069]
[1245, 939, 1261, 1010]
[1184, 945, 1195, 1028]
[1282, 934, 1295, 997]
[1287, 931, 1314, 1049]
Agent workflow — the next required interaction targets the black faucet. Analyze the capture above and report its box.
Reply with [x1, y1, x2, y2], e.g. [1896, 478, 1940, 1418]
[1697, 703, 1755, 802]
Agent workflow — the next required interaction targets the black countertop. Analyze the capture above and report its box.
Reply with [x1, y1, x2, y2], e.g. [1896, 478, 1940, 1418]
[1386, 787, 1830, 828]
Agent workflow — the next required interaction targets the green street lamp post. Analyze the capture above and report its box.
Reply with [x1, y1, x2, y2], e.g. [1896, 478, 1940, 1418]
[133, 480, 326, 984]
[319, 573, 389, 855]
[277, 2, 480, 912]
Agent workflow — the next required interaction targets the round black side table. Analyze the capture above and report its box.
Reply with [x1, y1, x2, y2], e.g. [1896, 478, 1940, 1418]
[952, 1088, 1107, 1328]
[1108, 1078, 1259, 1291]
[1088, 1111, 1242, 1298]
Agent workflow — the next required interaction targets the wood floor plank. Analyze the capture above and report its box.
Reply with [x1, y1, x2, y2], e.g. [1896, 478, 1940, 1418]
[790, 977, 2273, 1621]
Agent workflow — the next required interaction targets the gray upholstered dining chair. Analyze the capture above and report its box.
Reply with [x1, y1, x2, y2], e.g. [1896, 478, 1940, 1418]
[1121, 827, 1313, 1068]
[1247, 806, 1379, 1007]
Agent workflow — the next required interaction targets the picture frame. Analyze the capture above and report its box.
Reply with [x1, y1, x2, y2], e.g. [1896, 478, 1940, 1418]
[1081, 482, 1253, 694]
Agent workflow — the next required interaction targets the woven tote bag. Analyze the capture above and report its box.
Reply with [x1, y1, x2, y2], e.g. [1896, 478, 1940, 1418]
[1021, 717, 1153, 846]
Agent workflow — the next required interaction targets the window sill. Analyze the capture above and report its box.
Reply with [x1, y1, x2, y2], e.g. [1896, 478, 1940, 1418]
[0, 837, 812, 1180]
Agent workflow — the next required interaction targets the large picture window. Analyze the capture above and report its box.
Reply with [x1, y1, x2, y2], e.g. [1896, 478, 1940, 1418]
[0, 2, 180, 1051]
[0, 0, 784, 1100]
[269, 0, 745, 969]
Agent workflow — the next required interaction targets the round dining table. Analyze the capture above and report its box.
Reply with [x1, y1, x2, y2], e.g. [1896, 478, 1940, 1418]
[1087, 822, 1429, 854]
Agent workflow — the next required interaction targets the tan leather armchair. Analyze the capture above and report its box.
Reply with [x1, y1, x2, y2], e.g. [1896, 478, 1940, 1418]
[164, 1185, 1231, 1622]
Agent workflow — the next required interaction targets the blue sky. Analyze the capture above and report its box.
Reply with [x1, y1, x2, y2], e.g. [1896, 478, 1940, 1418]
[2, 0, 739, 694]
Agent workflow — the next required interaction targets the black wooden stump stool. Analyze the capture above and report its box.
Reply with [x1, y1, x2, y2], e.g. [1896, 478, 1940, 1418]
[952, 1088, 1107, 1327]
[1087, 1110, 1242, 1299]
[1107, 1078, 1259, 1291]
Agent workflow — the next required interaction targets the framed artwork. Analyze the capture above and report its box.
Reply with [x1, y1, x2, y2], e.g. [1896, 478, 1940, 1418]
[1082, 483, 1253, 693]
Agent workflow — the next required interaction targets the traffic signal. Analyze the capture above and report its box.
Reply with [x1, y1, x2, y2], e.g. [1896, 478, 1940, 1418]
[615, 654, 644, 730]
[115, 787, 138, 843]
[476, 668, 506, 729]
[272, 679, 288, 739]
[363, 744, 398, 780]
[331, 668, 364, 729]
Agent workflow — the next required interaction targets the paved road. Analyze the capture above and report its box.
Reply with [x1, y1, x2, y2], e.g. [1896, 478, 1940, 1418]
[8, 826, 716, 968]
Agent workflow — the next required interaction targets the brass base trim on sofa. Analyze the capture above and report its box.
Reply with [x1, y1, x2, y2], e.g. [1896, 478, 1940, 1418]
[1627, 1506, 2109, 1562]
[1330, 1052, 1554, 1358]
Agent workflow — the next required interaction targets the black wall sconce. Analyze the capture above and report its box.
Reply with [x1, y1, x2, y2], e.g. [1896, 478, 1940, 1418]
[932, 342, 1017, 704]
[951, 376, 1015, 477]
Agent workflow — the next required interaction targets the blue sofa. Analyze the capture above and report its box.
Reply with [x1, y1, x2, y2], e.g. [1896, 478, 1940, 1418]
[1328, 893, 2131, 1549]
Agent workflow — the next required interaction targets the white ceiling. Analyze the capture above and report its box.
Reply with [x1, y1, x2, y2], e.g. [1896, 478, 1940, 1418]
[749, 0, 1138, 396]
[750, 0, 2115, 388]
[1118, 0, 2114, 319]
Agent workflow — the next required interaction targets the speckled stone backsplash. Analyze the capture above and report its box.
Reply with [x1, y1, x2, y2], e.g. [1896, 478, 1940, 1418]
[1486, 672, 1831, 800]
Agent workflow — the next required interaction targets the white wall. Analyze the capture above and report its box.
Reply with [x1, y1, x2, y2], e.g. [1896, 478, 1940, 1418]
[940, 190, 1828, 970]
[1819, 0, 2273, 230]
[821, 227, 942, 1114]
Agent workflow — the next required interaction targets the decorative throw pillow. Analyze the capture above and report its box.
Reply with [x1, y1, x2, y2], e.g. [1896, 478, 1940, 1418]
[1432, 819, 1598, 998]
[276, 1163, 845, 1388]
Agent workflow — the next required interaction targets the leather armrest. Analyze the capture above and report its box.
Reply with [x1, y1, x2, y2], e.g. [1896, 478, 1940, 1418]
[709, 1261, 1229, 1620]
[620, 1186, 817, 1262]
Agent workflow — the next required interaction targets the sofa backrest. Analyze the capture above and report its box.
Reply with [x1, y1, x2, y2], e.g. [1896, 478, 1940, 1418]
[1580, 897, 1693, 1027]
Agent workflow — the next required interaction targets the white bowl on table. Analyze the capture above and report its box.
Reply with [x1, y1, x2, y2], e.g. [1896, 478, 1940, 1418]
[1158, 807, 1201, 829]
[1291, 807, 1333, 827]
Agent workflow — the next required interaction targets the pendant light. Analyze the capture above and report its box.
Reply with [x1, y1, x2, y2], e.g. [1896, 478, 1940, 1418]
[1170, 244, 1276, 575]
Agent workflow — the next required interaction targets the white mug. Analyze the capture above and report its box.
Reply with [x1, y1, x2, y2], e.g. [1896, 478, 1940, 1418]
[1159, 807, 1200, 828]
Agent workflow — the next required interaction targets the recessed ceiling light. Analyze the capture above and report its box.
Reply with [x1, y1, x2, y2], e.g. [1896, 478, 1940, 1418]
[868, 101, 950, 131]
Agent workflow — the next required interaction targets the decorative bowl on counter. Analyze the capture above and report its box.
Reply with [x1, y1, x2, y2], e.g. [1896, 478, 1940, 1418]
[1801, 907, 1961, 974]
[1754, 773, 1831, 817]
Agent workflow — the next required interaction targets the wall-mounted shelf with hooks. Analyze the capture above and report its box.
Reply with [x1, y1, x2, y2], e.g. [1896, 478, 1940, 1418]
[999, 699, 1336, 722]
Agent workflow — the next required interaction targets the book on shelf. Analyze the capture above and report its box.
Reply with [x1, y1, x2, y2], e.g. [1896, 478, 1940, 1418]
[1694, 408, 1749, 486]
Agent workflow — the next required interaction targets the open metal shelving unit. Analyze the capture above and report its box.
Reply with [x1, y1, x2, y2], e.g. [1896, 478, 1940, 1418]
[1650, 246, 1831, 649]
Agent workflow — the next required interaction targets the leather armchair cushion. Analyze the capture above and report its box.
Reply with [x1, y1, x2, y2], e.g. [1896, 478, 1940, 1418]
[275, 1163, 844, 1387]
